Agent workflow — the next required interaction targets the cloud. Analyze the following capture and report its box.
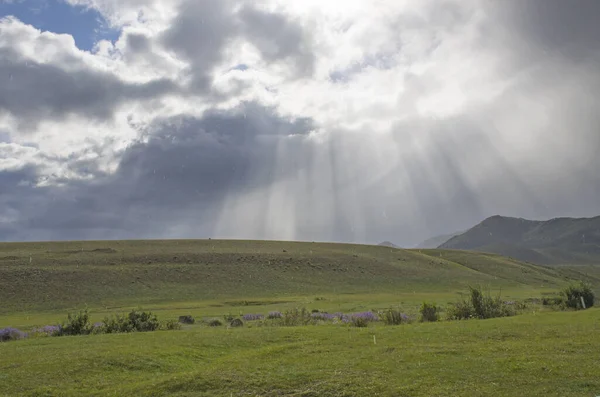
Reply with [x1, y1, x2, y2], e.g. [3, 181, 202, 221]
[1, 0, 599, 246]
[238, 4, 315, 77]
[0, 18, 177, 131]
[0, 103, 315, 241]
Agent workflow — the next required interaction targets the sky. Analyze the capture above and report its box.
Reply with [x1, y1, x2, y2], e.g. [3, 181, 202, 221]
[1, 0, 599, 247]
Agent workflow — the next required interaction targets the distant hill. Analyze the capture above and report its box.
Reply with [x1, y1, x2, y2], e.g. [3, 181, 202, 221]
[378, 241, 399, 248]
[439, 215, 600, 265]
[0, 239, 570, 313]
[415, 232, 462, 249]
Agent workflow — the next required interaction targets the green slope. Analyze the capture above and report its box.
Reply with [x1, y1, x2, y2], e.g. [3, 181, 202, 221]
[439, 215, 600, 265]
[0, 239, 570, 313]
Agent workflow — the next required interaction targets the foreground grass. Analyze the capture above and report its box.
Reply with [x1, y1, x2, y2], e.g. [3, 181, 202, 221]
[1, 309, 599, 396]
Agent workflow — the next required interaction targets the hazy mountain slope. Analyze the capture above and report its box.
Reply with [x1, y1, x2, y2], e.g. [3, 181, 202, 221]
[415, 232, 462, 249]
[439, 215, 600, 265]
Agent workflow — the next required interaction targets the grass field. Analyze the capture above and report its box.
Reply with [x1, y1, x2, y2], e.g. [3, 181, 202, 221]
[1, 240, 599, 396]
[1, 310, 599, 396]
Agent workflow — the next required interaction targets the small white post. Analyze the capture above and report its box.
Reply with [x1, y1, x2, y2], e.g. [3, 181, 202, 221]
[373, 335, 377, 345]
[580, 296, 586, 309]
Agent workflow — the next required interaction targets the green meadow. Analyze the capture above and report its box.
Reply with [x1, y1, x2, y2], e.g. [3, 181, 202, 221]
[1, 240, 599, 396]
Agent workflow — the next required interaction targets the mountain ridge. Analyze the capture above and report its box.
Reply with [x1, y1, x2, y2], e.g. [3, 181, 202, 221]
[439, 215, 600, 265]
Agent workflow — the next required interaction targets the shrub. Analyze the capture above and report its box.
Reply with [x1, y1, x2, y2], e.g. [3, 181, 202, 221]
[446, 299, 475, 320]
[207, 318, 223, 327]
[561, 282, 595, 310]
[350, 317, 369, 327]
[282, 308, 311, 326]
[267, 311, 282, 319]
[230, 318, 244, 327]
[163, 320, 182, 331]
[0, 327, 26, 342]
[542, 296, 565, 307]
[380, 308, 406, 325]
[60, 309, 92, 336]
[419, 302, 439, 322]
[102, 309, 160, 333]
[447, 286, 514, 320]
[178, 315, 195, 324]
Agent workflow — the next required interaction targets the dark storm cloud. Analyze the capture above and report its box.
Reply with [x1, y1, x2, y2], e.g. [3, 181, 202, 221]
[0, 47, 177, 131]
[491, 0, 600, 61]
[0, 103, 314, 241]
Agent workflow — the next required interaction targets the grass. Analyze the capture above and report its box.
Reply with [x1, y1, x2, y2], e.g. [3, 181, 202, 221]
[0, 309, 599, 396]
[0, 240, 569, 313]
[1, 239, 599, 396]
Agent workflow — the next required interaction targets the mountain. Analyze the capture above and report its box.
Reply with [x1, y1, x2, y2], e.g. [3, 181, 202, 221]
[378, 241, 399, 248]
[415, 232, 463, 249]
[439, 215, 600, 265]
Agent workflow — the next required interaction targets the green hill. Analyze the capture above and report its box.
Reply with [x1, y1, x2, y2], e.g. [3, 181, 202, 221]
[439, 215, 600, 265]
[0, 239, 571, 313]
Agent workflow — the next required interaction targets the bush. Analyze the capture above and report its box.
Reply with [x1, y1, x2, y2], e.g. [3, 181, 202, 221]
[0, 327, 26, 342]
[102, 309, 160, 333]
[163, 320, 182, 330]
[282, 308, 312, 326]
[561, 282, 595, 310]
[446, 299, 475, 320]
[542, 296, 565, 307]
[447, 286, 514, 320]
[60, 309, 92, 336]
[350, 317, 369, 327]
[380, 308, 406, 325]
[178, 315, 195, 324]
[207, 318, 223, 327]
[230, 318, 244, 327]
[419, 302, 439, 322]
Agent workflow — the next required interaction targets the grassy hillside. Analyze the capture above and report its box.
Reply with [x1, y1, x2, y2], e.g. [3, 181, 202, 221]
[1, 309, 599, 396]
[0, 239, 570, 314]
[1, 239, 597, 396]
[439, 215, 600, 265]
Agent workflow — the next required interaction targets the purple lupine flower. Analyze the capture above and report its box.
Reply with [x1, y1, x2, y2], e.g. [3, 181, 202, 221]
[93, 322, 104, 328]
[35, 325, 61, 336]
[311, 312, 336, 321]
[350, 311, 379, 322]
[267, 311, 282, 319]
[242, 314, 264, 321]
[0, 327, 27, 342]
[332, 313, 350, 323]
